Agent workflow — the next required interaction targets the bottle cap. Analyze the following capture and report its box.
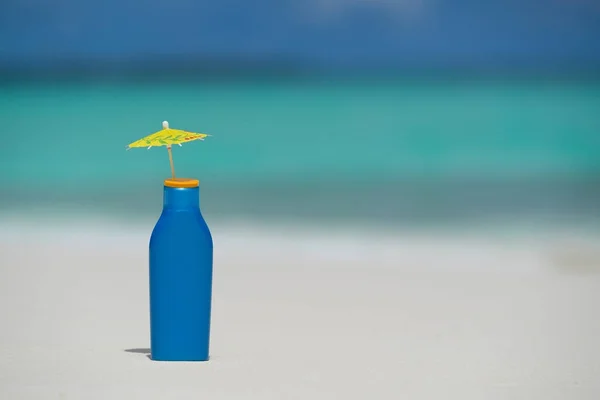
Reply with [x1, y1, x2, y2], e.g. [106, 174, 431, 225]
[164, 178, 199, 188]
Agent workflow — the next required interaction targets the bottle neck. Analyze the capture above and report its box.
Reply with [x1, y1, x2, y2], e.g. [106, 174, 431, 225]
[163, 186, 200, 210]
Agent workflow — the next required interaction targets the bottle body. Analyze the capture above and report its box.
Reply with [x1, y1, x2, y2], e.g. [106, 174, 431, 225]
[149, 184, 213, 361]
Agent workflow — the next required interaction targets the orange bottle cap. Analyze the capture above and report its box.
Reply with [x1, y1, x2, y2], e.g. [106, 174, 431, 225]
[164, 178, 199, 188]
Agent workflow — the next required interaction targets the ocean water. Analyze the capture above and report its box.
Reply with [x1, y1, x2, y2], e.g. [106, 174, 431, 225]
[1, 78, 599, 230]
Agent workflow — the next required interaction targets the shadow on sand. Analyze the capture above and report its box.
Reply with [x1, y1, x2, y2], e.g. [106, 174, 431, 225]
[125, 348, 152, 360]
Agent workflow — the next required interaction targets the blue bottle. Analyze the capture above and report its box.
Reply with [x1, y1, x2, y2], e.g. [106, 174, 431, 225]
[149, 178, 214, 361]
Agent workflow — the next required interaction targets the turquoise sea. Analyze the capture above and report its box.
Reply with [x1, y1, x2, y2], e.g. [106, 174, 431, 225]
[1, 77, 599, 229]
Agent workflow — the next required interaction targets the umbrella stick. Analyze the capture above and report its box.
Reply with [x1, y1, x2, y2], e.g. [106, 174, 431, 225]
[167, 145, 176, 178]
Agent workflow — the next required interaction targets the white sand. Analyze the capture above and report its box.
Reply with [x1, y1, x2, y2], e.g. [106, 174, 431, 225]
[1, 217, 600, 399]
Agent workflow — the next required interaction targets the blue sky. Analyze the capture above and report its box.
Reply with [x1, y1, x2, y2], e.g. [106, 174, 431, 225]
[1, 0, 599, 69]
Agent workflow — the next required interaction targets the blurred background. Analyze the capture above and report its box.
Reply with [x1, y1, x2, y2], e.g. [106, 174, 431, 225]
[1, 0, 599, 232]
[4, 4, 600, 397]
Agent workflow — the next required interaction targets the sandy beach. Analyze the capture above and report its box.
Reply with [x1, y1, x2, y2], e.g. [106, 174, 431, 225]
[0, 216, 599, 399]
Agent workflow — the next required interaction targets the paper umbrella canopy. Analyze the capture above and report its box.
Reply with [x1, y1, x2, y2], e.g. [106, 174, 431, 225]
[127, 121, 210, 178]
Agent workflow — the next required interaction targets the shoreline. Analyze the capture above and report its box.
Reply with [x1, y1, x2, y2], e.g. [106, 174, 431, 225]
[2, 212, 600, 277]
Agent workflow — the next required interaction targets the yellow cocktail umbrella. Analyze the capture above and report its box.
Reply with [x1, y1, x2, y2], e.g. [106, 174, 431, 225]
[127, 121, 210, 178]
